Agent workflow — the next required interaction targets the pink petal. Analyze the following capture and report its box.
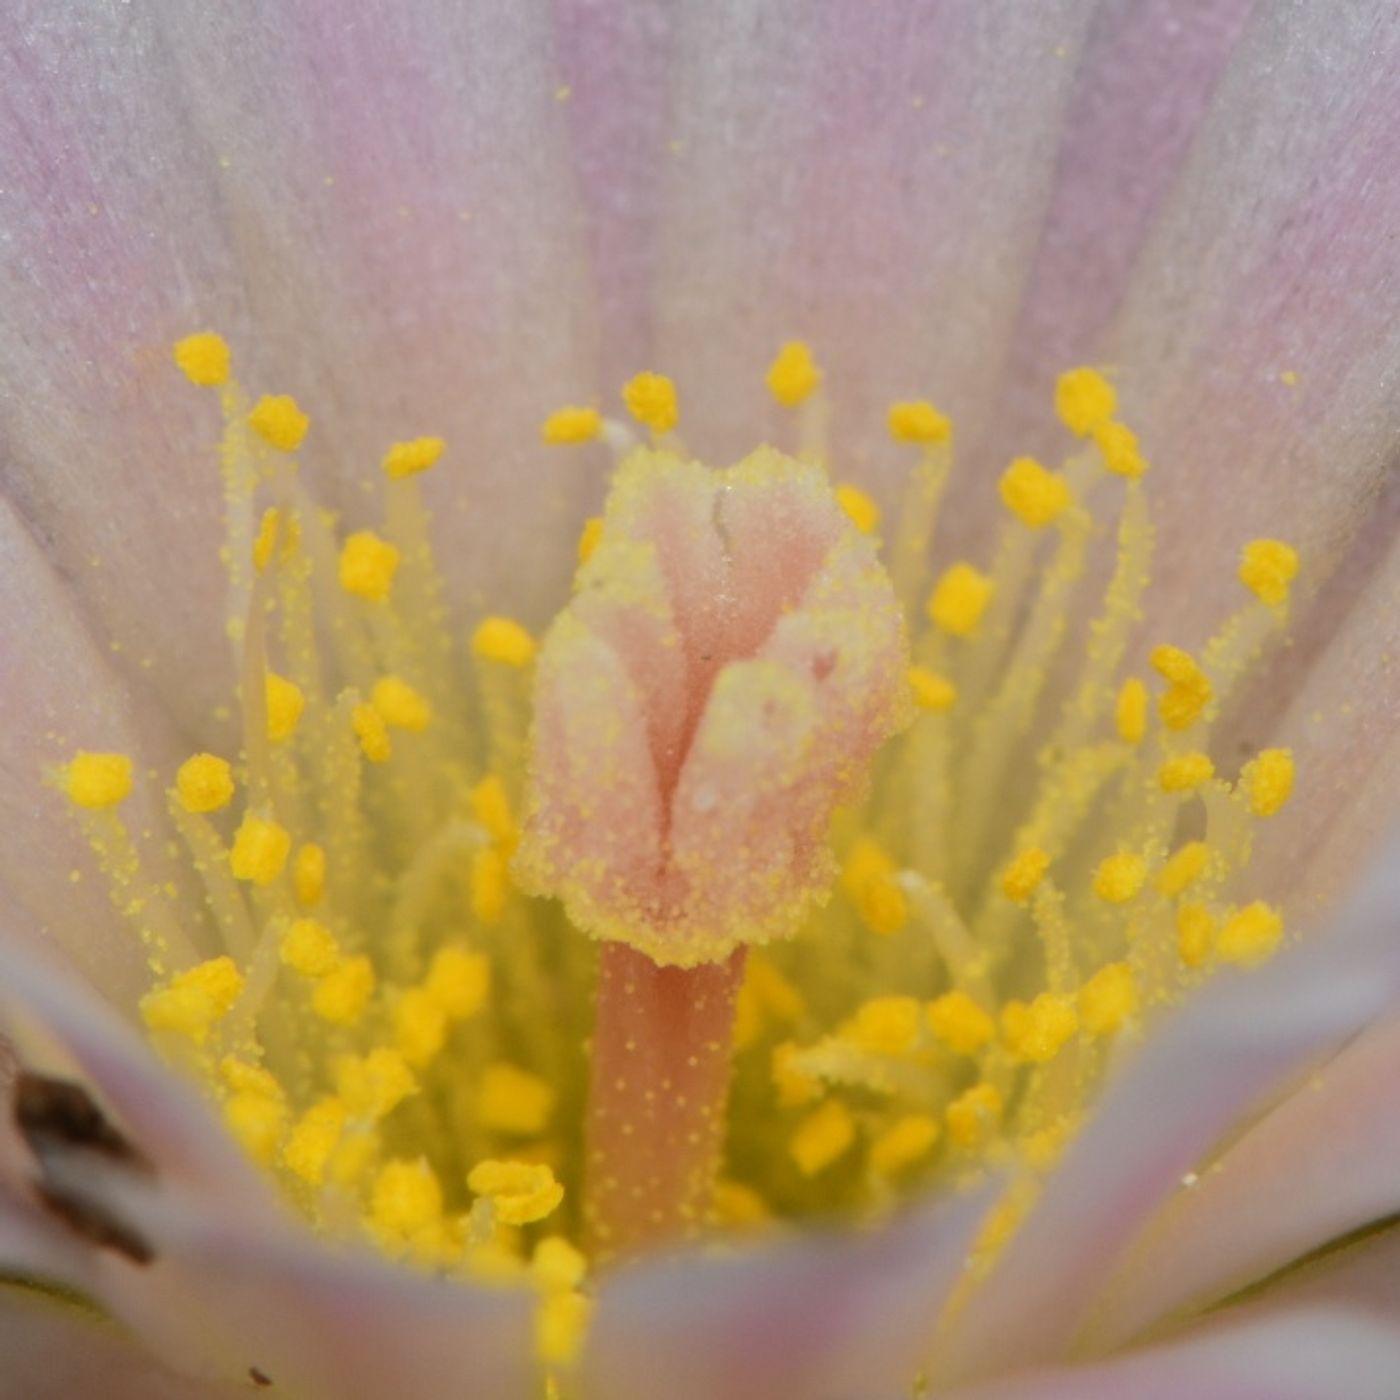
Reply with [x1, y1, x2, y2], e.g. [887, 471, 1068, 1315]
[938, 830, 1400, 1385]
[582, 1183, 996, 1400]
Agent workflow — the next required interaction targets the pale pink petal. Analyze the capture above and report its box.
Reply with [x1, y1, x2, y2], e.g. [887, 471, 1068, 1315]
[938, 830, 1400, 1385]
[581, 1183, 995, 1400]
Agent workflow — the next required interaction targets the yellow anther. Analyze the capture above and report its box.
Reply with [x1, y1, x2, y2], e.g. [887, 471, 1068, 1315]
[1001, 847, 1050, 904]
[1157, 841, 1210, 897]
[532, 1236, 587, 1294]
[1238, 539, 1299, 607]
[471, 847, 510, 925]
[927, 562, 993, 638]
[908, 665, 957, 713]
[311, 954, 376, 1025]
[840, 837, 908, 936]
[946, 1083, 1002, 1148]
[536, 1291, 593, 1368]
[766, 341, 822, 408]
[835, 483, 881, 535]
[1115, 677, 1149, 744]
[393, 987, 448, 1068]
[248, 394, 309, 452]
[371, 1157, 444, 1240]
[64, 751, 133, 810]
[279, 917, 341, 977]
[1078, 962, 1138, 1037]
[381, 436, 446, 480]
[1216, 901, 1283, 967]
[252, 507, 280, 572]
[713, 1178, 771, 1228]
[220, 1056, 283, 1099]
[339, 530, 400, 602]
[472, 616, 536, 667]
[1023, 1119, 1075, 1172]
[1001, 994, 1078, 1064]
[1176, 903, 1216, 969]
[426, 946, 490, 1020]
[264, 672, 305, 742]
[771, 1041, 820, 1108]
[887, 401, 951, 445]
[283, 1098, 347, 1185]
[869, 1115, 940, 1177]
[293, 842, 326, 907]
[998, 457, 1072, 529]
[1092, 420, 1148, 478]
[468, 1160, 564, 1225]
[927, 990, 996, 1056]
[1242, 747, 1294, 817]
[621, 371, 679, 433]
[224, 1091, 287, 1166]
[1158, 751, 1215, 793]
[576, 516, 604, 565]
[478, 1062, 555, 1136]
[541, 406, 603, 445]
[1092, 851, 1147, 904]
[845, 996, 922, 1056]
[789, 1099, 856, 1177]
[370, 675, 432, 732]
[469, 774, 517, 845]
[229, 813, 292, 885]
[140, 956, 245, 1044]
[1152, 645, 1212, 730]
[352, 702, 392, 763]
[336, 1047, 416, 1120]
[174, 753, 234, 815]
[1055, 367, 1116, 437]
[173, 331, 231, 387]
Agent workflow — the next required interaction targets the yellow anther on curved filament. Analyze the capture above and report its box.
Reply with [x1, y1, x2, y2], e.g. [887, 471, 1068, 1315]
[766, 341, 822, 408]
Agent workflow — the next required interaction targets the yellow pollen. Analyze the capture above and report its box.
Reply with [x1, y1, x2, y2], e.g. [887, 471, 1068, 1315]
[173, 331, 231, 387]
[907, 665, 957, 713]
[541, 406, 603, 445]
[532, 1236, 587, 1294]
[946, 1083, 1002, 1148]
[998, 457, 1073, 529]
[252, 507, 281, 573]
[841, 837, 908, 936]
[471, 847, 510, 924]
[535, 1291, 593, 1368]
[248, 394, 309, 453]
[1001, 994, 1078, 1064]
[352, 702, 393, 763]
[279, 918, 341, 978]
[1242, 748, 1294, 817]
[771, 1041, 820, 1108]
[621, 371, 679, 434]
[1157, 751, 1215, 793]
[371, 675, 432, 732]
[1238, 539, 1299, 607]
[789, 1099, 856, 1176]
[312, 955, 376, 1025]
[425, 946, 490, 1020]
[339, 530, 400, 602]
[293, 842, 326, 907]
[1001, 847, 1050, 904]
[576, 516, 604, 565]
[1092, 420, 1148, 478]
[1093, 852, 1147, 904]
[1216, 901, 1284, 967]
[64, 751, 133, 810]
[845, 996, 922, 1056]
[1078, 962, 1138, 1036]
[927, 562, 993, 638]
[472, 616, 536, 668]
[766, 341, 822, 408]
[713, 1178, 770, 1228]
[887, 400, 951, 444]
[140, 956, 245, 1044]
[1115, 677, 1149, 744]
[1151, 645, 1212, 730]
[869, 1115, 940, 1177]
[336, 1048, 416, 1120]
[926, 991, 995, 1056]
[1158, 841, 1210, 897]
[835, 483, 881, 535]
[393, 987, 448, 1068]
[223, 1091, 287, 1165]
[229, 813, 292, 885]
[264, 672, 305, 742]
[282, 1098, 347, 1186]
[477, 1063, 555, 1136]
[468, 1160, 564, 1226]
[371, 1157, 444, 1240]
[1177, 903, 1216, 969]
[470, 774, 518, 844]
[1055, 366, 1116, 437]
[221, 1057, 282, 1099]
[381, 436, 446, 480]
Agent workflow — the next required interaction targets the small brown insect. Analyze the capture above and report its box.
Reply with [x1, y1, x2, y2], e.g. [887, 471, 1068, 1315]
[12, 1071, 155, 1265]
[249, 1367, 273, 1388]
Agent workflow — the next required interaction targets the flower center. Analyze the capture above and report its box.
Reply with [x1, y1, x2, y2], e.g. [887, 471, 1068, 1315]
[58, 334, 1299, 1374]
